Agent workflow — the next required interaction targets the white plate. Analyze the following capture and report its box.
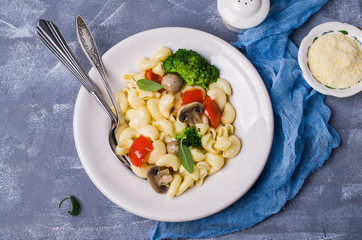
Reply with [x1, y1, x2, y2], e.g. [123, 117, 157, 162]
[73, 27, 273, 222]
[298, 22, 362, 98]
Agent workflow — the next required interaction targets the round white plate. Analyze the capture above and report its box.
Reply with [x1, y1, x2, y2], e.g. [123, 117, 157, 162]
[73, 27, 274, 222]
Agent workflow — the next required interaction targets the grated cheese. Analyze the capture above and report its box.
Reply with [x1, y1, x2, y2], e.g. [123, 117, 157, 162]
[307, 32, 362, 89]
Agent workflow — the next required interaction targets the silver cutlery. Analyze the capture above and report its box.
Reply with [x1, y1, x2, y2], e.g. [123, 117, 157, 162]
[36, 19, 132, 170]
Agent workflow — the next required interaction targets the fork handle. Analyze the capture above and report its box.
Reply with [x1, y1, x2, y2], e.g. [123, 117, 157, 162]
[36, 19, 117, 125]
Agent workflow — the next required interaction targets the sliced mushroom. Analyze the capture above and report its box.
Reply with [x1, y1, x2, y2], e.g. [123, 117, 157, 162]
[167, 141, 179, 155]
[161, 73, 183, 94]
[177, 102, 204, 126]
[147, 166, 173, 193]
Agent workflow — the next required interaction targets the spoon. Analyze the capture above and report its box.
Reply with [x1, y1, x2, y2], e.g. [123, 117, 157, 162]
[36, 19, 132, 170]
[75, 16, 124, 129]
[75, 16, 131, 170]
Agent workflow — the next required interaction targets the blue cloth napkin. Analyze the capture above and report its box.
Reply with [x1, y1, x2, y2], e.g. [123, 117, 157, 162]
[149, 0, 340, 239]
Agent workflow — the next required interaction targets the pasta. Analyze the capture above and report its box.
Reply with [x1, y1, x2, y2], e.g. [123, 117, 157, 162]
[147, 98, 163, 120]
[138, 57, 159, 71]
[221, 102, 236, 125]
[222, 135, 242, 158]
[136, 124, 159, 141]
[207, 87, 227, 110]
[115, 139, 133, 155]
[179, 164, 200, 181]
[118, 127, 139, 142]
[138, 89, 155, 100]
[174, 120, 188, 134]
[146, 140, 166, 164]
[153, 119, 175, 136]
[159, 131, 175, 144]
[196, 161, 210, 186]
[126, 106, 150, 129]
[114, 46, 242, 198]
[214, 126, 232, 151]
[201, 133, 219, 154]
[205, 153, 224, 175]
[222, 123, 235, 135]
[159, 94, 175, 118]
[152, 62, 165, 76]
[114, 124, 128, 144]
[156, 154, 181, 171]
[116, 91, 128, 114]
[208, 78, 232, 95]
[176, 175, 194, 196]
[131, 161, 150, 178]
[151, 46, 172, 61]
[167, 174, 182, 198]
[195, 123, 209, 135]
[127, 88, 145, 108]
[189, 147, 206, 162]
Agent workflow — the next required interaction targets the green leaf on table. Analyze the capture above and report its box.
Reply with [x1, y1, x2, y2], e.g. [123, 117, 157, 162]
[136, 79, 163, 92]
[58, 196, 80, 216]
[178, 139, 194, 173]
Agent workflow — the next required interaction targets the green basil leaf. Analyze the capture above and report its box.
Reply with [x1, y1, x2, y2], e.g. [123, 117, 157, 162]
[178, 139, 194, 173]
[136, 79, 163, 92]
[59, 196, 80, 216]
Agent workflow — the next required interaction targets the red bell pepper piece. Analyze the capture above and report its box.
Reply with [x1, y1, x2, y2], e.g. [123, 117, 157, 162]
[203, 96, 221, 128]
[128, 135, 153, 167]
[181, 88, 204, 106]
[145, 69, 162, 83]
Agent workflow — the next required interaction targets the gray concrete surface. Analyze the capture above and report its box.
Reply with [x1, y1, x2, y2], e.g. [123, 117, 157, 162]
[0, 0, 361, 239]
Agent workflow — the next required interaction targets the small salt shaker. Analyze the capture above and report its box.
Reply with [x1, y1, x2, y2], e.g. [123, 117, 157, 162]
[218, 0, 270, 33]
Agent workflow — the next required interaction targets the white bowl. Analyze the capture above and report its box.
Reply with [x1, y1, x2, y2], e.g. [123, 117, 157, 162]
[298, 22, 362, 98]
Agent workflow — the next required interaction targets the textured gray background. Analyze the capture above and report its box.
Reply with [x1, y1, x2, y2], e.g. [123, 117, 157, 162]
[0, 0, 361, 239]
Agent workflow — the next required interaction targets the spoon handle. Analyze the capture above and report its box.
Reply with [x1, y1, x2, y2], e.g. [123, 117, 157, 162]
[75, 15, 124, 124]
[36, 19, 117, 125]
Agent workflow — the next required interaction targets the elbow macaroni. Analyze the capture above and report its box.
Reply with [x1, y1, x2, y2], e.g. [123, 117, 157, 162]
[205, 153, 224, 175]
[156, 154, 181, 171]
[159, 94, 175, 118]
[146, 140, 166, 164]
[207, 87, 227, 111]
[221, 102, 236, 125]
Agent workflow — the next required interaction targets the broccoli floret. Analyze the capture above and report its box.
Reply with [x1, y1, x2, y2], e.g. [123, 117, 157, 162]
[174, 127, 201, 147]
[163, 49, 218, 88]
